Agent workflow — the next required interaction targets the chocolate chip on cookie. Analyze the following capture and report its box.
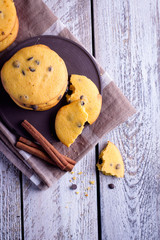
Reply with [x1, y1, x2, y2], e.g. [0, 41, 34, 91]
[77, 123, 82, 128]
[31, 105, 38, 110]
[80, 95, 84, 99]
[12, 60, 20, 68]
[35, 60, 40, 65]
[27, 57, 33, 61]
[48, 66, 53, 72]
[22, 70, 25, 75]
[81, 101, 85, 106]
[29, 67, 36, 72]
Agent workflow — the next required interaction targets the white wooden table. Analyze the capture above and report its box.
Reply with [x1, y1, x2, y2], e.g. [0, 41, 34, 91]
[1, 0, 160, 239]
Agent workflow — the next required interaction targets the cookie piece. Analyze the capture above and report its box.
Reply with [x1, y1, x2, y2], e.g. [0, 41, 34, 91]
[55, 100, 88, 147]
[0, 16, 19, 52]
[1, 45, 68, 110]
[66, 75, 102, 124]
[96, 141, 124, 178]
[0, 0, 17, 41]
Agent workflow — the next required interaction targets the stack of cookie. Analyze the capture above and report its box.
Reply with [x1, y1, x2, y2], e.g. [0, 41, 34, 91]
[1, 45, 68, 110]
[0, 0, 19, 52]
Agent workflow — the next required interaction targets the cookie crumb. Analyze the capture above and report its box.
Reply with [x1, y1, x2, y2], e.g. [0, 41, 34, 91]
[89, 181, 95, 185]
[84, 192, 88, 197]
[81, 181, 84, 183]
[75, 191, 79, 195]
[87, 187, 91, 190]
[70, 171, 74, 174]
[78, 172, 83, 175]
[69, 180, 72, 183]
[72, 177, 76, 180]
[65, 206, 68, 208]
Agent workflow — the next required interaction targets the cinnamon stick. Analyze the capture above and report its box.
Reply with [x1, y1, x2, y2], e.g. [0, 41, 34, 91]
[16, 141, 56, 165]
[21, 120, 74, 171]
[19, 136, 76, 165]
[19, 136, 42, 150]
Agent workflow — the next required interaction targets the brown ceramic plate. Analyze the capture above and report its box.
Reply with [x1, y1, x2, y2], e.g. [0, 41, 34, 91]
[0, 35, 101, 142]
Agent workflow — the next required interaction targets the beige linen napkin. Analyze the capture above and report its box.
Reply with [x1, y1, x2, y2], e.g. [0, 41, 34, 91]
[0, 0, 136, 189]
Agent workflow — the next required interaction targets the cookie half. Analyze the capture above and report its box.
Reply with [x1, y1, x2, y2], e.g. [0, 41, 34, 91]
[55, 100, 88, 147]
[66, 75, 102, 124]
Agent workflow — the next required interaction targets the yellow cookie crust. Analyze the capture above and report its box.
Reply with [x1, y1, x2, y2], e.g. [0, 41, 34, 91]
[0, 16, 19, 52]
[96, 141, 124, 178]
[1, 45, 68, 106]
[10, 82, 67, 111]
[66, 75, 102, 124]
[0, 0, 17, 41]
[55, 100, 88, 147]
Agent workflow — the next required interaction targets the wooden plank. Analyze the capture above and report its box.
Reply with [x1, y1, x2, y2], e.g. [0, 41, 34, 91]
[94, 0, 160, 239]
[0, 152, 21, 240]
[22, 1, 98, 239]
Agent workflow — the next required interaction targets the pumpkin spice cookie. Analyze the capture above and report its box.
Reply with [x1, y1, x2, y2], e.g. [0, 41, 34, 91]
[0, 16, 19, 52]
[10, 82, 66, 111]
[0, 0, 17, 41]
[96, 141, 124, 178]
[66, 75, 102, 124]
[55, 100, 88, 147]
[1, 45, 68, 111]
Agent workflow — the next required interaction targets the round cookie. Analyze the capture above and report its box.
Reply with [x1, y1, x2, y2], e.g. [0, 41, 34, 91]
[0, 0, 17, 41]
[1, 45, 68, 110]
[0, 16, 19, 52]
[66, 75, 102, 124]
[55, 100, 88, 147]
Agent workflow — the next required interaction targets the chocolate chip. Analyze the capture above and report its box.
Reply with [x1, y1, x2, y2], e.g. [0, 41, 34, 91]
[0, 11, 2, 13]
[29, 67, 35, 72]
[81, 101, 85, 106]
[31, 105, 38, 110]
[27, 57, 33, 61]
[24, 95, 28, 99]
[99, 158, 103, 164]
[12, 61, 20, 68]
[115, 164, 121, 169]
[23, 104, 26, 106]
[22, 70, 25, 75]
[68, 89, 73, 95]
[57, 95, 62, 100]
[77, 123, 82, 128]
[48, 66, 53, 72]
[19, 95, 22, 99]
[108, 184, 115, 189]
[110, 164, 113, 166]
[1, 31, 5, 35]
[35, 60, 40, 65]
[70, 184, 77, 190]
[80, 95, 84, 99]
